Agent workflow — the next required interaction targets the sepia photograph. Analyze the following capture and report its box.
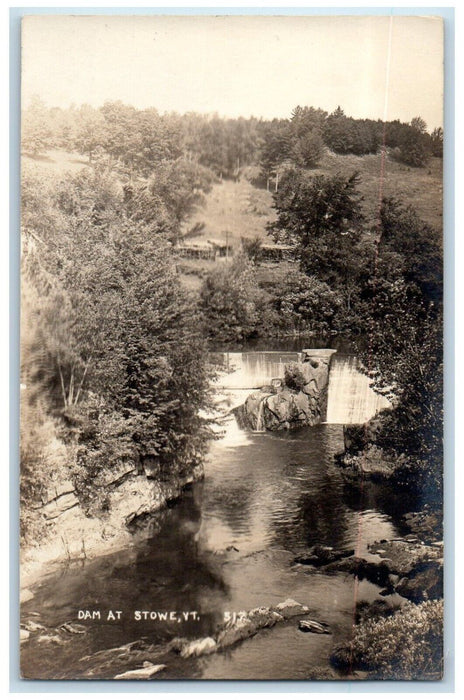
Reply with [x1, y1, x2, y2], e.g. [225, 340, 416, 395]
[19, 13, 444, 681]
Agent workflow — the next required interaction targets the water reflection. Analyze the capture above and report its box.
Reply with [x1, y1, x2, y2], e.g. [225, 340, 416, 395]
[342, 480, 420, 536]
[22, 419, 414, 680]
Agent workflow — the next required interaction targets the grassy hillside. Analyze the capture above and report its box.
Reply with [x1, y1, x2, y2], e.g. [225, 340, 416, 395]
[22, 149, 89, 174]
[184, 151, 443, 250]
[22, 144, 443, 296]
[316, 150, 443, 232]
[22, 147, 443, 236]
[184, 178, 276, 248]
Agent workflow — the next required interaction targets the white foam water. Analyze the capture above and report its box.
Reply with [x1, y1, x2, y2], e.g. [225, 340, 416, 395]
[326, 355, 391, 424]
[216, 352, 300, 389]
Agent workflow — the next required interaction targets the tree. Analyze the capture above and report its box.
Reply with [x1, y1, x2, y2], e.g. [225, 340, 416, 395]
[99, 101, 139, 167]
[323, 106, 351, 154]
[290, 106, 328, 138]
[270, 271, 342, 333]
[410, 116, 428, 134]
[356, 197, 443, 503]
[22, 96, 54, 155]
[395, 118, 430, 167]
[126, 158, 215, 238]
[74, 105, 107, 162]
[21, 163, 213, 517]
[380, 197, 442, 305]
[259, 119, 292, 178]
[291, 130, 325, 168]
[430, 127, 443, 158]
[73, 219, 213, 480]
[200, 255, 273, 343]
[268, 168, 365, 286]
[289, 106, 326, 168]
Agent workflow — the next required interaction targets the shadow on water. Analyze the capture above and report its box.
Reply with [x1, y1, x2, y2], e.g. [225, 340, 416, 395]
[21, 345, 413, 679]
[341, 480, 422, 536]
[21, 489, 230, 679]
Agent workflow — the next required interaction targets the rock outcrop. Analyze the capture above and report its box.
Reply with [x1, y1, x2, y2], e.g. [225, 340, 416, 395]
[368, 539, 443, 576]
[298, 619, 331, 634]
[297, 537, 443, 603]
[234, 349, 336, 431]
[171, 599, 313, 658]
[21, 461, 204, 589]
[334, 417, 399, 482]
[293, 545, 354, 567]
[114, 663, 166, 680]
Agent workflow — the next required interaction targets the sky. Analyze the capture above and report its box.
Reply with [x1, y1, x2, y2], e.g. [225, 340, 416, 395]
[22, 15, 444, 129]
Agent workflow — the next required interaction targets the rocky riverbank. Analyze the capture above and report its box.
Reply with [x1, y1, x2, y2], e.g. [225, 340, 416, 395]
[328, 403, 444, 679]
[293, 531, 443, 602]
[21, 598, 334, 679]
[292, 522, 444, 679]
[20, 461, 204, 592]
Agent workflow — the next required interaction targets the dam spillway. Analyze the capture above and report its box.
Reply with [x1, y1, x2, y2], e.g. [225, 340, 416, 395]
[325, 354, 391, 424]
[213, 350, 391, 425]
[214, 352, 301, 389]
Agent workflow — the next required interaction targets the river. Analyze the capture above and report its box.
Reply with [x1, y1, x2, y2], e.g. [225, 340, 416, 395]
[20, 347, 415, 680]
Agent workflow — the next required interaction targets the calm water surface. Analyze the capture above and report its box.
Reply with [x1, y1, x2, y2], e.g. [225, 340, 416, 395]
[21, 415, 416, 680]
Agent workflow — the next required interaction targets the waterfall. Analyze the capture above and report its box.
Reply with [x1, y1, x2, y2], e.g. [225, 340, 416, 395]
[211, 388, 253, 447]
[216, 352, 300, 389]
[213, 350, 391, 429]
[254, 397, 267, 433]
[326, 355, 391, 424]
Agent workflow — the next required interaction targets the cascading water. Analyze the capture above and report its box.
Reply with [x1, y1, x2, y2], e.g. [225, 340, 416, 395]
[254, 397, 267, 433]
[216, 352, 300, 389]
[326, 355, 391, 424]
[211, 388, 253, 447]
[213, 350, 390, 431]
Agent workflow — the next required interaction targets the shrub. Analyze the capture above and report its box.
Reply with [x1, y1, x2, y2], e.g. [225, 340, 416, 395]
[269, 271, 342, 334]
[284, 363, 307, 391]
[331, 600, 443, 680]
[241, 236, 263, 263]
[200, 254, 273, 342]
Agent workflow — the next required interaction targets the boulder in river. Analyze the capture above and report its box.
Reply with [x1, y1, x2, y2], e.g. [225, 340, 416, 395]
[216, 617, 267, 648]
[395, 561, 443, 602]
[60, 622, 86, 635]
[294, 545, 355, 567]
[179, 637, 217, 658]
[323, 556, 392, 588]
[335, 443, 398, 483]
[172, 599, 312, 658]
[234, 388, 320, 431]
[114, 663, 166, 679]
[22, 620, 46, 633]
[298, 619, 331, 634]
[274, 598, 309, 619]
[36, 633, 65, 645]
[233, 350, 336, 431]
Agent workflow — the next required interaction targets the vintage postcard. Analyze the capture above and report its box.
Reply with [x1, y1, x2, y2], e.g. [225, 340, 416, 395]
[19, 14, 444, 681]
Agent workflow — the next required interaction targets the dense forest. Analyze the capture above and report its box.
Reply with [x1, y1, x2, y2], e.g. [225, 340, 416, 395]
[23, 98, 443, 176]
[21, 99, 443, 539]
